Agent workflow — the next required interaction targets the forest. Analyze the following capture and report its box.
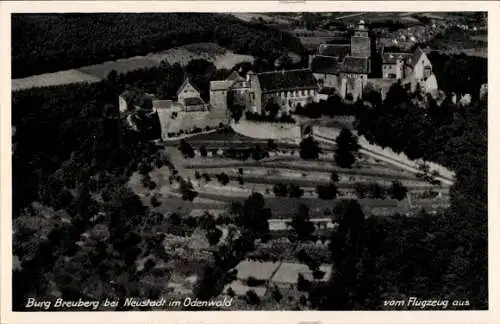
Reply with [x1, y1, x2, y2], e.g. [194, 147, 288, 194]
[11, 13, 304, 78]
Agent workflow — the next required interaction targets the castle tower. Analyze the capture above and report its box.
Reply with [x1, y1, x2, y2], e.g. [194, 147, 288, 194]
[350, 20, 371, 58]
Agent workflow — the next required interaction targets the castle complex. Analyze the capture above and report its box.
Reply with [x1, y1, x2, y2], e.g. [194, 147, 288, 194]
[120, 20, 440, 140]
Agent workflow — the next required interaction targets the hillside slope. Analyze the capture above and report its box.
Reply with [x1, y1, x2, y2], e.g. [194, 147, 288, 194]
[12, 13, 304, 78]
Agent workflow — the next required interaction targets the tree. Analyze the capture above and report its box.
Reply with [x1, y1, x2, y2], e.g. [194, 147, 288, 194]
[288, 184, 304, 198]
[389, 181, 408, 201]
[264, 99, 281, 120]
[273, 183, 288, 197]
[367, 183, 386, 199]
[216, 173, 230, 185]
[316, 183, 338, 200]
[330, 171, 340, 182]
[354, 183, 368, 199]
[179, 140, 194, 158]
[206, 227, 223, 246]
[237, 176, 244, 185]
[289, 204, 315, 241]
[235, 193, 271, 239]
[267, 139, 277, 151]
[272, 286, 283, 302]
[299, 136, 321, 160]
[199, 145, 208, 157]
[333, 199, 365, 234]
[180, 179, 198, 201]
[297, 273, 311, 291]
[334, 128, 359, 168]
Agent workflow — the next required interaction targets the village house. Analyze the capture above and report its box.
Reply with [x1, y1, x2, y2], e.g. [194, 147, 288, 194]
[176, 78, 208, 112]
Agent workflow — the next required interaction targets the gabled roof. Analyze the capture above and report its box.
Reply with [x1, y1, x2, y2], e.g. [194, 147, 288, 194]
[405, 47, 426, 69]
[210, 80, 235, 91]
[226, 70, 245, 82]
[257, 69, 318, 92]
[311, 55, 341, 74]
[318, 44, 351, 58]
[339, 56, 370, 74]
[382, 52, 412, 65]
[176, 78, 201, 96]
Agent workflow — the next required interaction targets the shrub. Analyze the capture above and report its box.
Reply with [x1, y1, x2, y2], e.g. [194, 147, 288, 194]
[330, 171, 340, 182]
[199, 145, 208, 157]
[245, 290, 261, 305]
[227, 287, 236, 297]
[216, 173, 230, 185]
[389, 180, 408, 200]
[312, 269, 325, 280]
[150, 195, 161, 207]
[179, 139, 194, 158]
[288, 184, 304, 198]
[272, 286, 283, 302]
[367, 182, 386, 199]
[237, 176, 244, 185]
[316, 183, 337, 200]
[238, 168, 244, 175]
[354, 182, 368, 198]
[148, 180, 157, 190]
[139, 162, 153, 175]
[246, 276, 260, 287]
[194, 171, 201, 179]
[202, 173, 211, 182]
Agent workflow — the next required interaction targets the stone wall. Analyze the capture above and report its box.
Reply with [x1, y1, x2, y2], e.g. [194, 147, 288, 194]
[231, 120, 302, 142]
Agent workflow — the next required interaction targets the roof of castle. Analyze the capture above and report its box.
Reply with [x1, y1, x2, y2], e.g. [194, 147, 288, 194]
[226, 70, 245, 82]
[318, 43, 351, 58]
[310, 55, 341, 74]
[256, 69, 318, 92]
[339, 56, 370, 74]
[405, 47, 426, 69]
[210, 80, 235, 91]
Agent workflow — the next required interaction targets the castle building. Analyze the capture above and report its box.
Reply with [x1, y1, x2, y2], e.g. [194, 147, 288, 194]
[382, 47, 438, 94]
[308, 20, 373, 101]
[247, 69, 319, 114]
[382, 52, 412, 79]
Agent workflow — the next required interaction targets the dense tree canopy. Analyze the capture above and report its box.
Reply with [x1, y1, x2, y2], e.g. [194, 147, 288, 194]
[12, 13, 304, 78]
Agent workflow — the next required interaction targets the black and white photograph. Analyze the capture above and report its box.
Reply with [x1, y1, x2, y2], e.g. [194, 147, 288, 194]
[2, 1, 494, 320]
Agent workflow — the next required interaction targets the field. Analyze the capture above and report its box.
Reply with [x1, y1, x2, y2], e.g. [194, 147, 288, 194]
[424, 30, 487, 58]
[12, 43, 254, 91]
[11, 69, 102, 92]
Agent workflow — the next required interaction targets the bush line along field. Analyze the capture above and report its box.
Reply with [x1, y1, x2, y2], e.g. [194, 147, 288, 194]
[12, 13, 304, 78]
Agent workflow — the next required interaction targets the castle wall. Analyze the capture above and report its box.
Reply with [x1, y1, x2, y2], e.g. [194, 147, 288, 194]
[209, 89, 228, 118]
